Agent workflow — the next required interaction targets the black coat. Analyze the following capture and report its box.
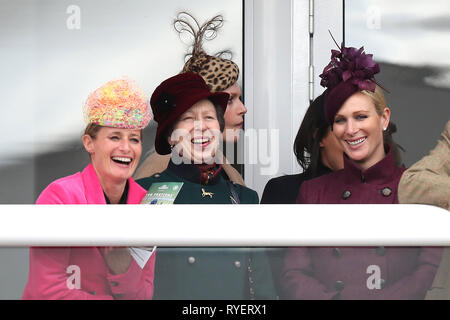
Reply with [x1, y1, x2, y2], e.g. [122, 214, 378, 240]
[261, 163, 332, 204]
[260, 163, 332, 298]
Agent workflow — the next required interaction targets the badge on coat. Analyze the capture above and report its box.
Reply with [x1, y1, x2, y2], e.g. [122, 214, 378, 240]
[141, 182, 184, 204]
[201, 188, 214, 199]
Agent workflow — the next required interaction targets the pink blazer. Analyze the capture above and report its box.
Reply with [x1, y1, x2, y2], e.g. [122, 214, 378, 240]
[22, 164, 155, 300]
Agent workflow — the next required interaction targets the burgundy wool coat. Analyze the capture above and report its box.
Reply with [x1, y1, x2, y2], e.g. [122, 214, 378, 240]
[281, 150, 442, 299]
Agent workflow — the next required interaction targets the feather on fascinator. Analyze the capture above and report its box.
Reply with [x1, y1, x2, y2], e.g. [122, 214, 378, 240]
[83, 78, 151, 129]
[174, 12, 239, 92]
[319, 39, 381, 124]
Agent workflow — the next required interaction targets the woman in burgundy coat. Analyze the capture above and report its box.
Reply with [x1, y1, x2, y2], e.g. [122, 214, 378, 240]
[281, 45, 442, 299]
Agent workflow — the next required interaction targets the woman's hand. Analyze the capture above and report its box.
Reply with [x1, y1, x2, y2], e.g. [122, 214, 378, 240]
[101, 247, 132, 275]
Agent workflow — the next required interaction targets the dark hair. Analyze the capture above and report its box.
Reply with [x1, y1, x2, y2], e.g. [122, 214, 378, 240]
[293, 94, 329, 177]
[215, 104, 225, 132]
[383, 121, 404, 166]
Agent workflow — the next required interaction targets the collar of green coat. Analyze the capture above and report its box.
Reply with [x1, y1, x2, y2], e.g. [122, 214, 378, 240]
[167, 160, 224, 185]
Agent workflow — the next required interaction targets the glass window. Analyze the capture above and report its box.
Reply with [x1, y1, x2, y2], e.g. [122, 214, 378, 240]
[0, 0, 243, 300]
[0, 0, 243, 204]
[345, 0, 450, 166]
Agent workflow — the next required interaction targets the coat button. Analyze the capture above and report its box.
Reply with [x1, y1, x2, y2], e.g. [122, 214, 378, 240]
[110, 281, 119, 287]
[335, 280, 345, 292]
[376, 246, 386, 256]
[235, 261, 241, 268]
[114, 293, 124, 299]
[380, 279, 386, 289]
[332, 248, 342, 258]
[188, 256, 196, 264]
[341, 190, 351, 200]
[381, 187, 392, 197]
[88, 291, 96, 296]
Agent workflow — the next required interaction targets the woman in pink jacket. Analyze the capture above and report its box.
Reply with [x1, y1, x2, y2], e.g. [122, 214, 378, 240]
[22, 78, 155, 300]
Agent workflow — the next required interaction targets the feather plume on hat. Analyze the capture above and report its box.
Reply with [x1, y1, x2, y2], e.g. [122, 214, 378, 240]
[174, 12, 239, 92]
[319, 36, 383, 124]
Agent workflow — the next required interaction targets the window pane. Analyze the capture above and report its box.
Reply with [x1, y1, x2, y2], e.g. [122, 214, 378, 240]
[0, 0, 243, 204]
[345, 0, 450, 166]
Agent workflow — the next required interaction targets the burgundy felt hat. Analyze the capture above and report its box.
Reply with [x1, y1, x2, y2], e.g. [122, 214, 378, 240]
[320, 46, 380, 124]
[150, 72, 229, 155]
[324, 81, 359, 125]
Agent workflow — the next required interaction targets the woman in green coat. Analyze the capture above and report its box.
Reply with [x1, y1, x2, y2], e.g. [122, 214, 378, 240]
[137, 72, 275, 299]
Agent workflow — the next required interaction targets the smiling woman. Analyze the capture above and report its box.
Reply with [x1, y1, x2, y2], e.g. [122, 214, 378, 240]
[332, 88, 390, 171]
[22, 78, 156, 300]
[83, 125, 143, 203]
[169, 99, 223, 165]
[281, 45, 442, 300]
[136, 72, 275, 299]
[133, 12, 246, 185]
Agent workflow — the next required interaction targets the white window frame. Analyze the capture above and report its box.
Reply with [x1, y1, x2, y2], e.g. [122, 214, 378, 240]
[243, 0, 343, 197]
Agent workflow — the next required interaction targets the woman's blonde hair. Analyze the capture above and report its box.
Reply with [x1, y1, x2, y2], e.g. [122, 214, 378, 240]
[362, 85, 387, 116]
[362, 85, 404, 166]
[83, 123, 143, 140]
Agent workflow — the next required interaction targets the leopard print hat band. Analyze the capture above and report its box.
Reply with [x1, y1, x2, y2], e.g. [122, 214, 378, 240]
[174, 12, 240, 93]
[182, 52, 239, 92]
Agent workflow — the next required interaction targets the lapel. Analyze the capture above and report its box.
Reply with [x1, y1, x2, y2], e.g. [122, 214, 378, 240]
[127, 179, 146, 204]
[81, 163, 145, 204]
[81, 164, 107, 204]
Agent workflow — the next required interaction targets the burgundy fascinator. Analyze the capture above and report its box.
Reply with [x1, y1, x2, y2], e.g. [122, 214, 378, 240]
[320, 44, 380, 124]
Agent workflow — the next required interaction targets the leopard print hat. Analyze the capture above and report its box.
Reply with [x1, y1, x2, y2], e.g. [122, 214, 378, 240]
[182, 52, 239, 93]
[174, 12, 240, 92]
